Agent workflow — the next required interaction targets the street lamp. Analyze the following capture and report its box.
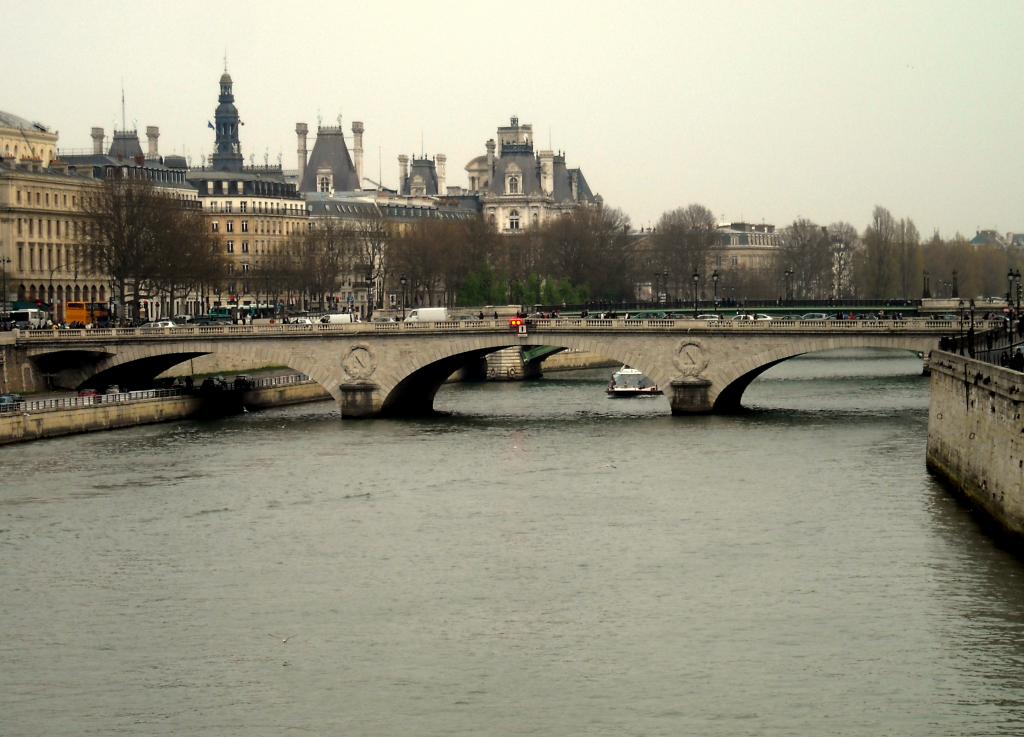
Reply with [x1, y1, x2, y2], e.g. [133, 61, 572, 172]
[399, 274, 408, 320]
[652, 271, 659, 305]
[692, 270, 700, 317]
[922, 269, 931, 299]
[662, 269, 669, 306]
[711, 270, 720, 313]
[365, 270, 374, 321]
[0, 256, 11, 316]
[958, 298, 964, 349]
[784, 267, 794, 304]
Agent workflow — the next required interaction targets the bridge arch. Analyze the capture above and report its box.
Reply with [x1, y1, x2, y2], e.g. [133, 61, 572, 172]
[707, 336, 935, 411]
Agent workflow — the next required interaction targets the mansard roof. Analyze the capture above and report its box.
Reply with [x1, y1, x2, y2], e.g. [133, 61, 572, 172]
[402, 157, 438, 195]
[0, 110, 51, 133]
[299, 126, 359, 193]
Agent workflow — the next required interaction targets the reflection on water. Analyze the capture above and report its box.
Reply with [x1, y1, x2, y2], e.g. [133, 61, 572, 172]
[2, 349, 1024, 736]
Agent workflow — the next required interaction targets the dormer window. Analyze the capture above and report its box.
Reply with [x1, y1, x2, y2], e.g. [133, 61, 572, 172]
[317, 168, 334, 194]
[410, 175, 426, 196]
[504, 163, 522, 195]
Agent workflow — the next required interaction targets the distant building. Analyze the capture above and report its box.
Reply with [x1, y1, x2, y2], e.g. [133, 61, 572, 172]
[971, 229, 1008, 248]
[463, 116, 600, 232]
[0, 110, 58, 168]
[713, 222, 781, 271]
[187, 69, 305, 313]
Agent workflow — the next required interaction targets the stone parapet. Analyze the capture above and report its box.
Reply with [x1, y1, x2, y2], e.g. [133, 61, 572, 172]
[927, 350, 1024, 539]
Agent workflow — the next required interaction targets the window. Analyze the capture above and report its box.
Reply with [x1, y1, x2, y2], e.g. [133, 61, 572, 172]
[508, 210, 520, 230]
[240, 201, 247, 213]
[227, 241, 235, 253]
[241, 241, 249, 254]
[226, 221, 234, 233]
[241, 220, 248, 232]
[212, 221, 219, 232]
[242, 263, 250, 273]
[319, 176, 331, 193]
[508, 176, 519, 194]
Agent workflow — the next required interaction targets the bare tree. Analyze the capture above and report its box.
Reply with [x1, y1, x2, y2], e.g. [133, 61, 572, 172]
[779, 219, 833, 299]
[81, 177, 219, 323]
[653, 204, 717, 300]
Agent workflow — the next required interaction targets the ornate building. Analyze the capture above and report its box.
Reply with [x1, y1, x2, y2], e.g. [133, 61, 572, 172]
[464, 116, 600, 232]
[0, 110, 58, 168]
[188, 70, 306, 313]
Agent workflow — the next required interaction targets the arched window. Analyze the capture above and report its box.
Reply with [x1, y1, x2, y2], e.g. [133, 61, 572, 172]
[509, 210, 520, 230]
[508, 176, 519, 194]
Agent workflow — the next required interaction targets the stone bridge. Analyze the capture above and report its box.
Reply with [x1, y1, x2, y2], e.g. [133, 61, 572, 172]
[8, 317, 984, 417]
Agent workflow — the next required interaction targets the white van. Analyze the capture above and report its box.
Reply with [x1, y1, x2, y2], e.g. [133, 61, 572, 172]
[404, 307, 449, 323]
[320, 313, 357, 324]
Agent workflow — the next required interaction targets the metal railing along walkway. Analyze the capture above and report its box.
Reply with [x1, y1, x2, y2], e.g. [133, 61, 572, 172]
[0, 373, 313, 417]
[10, 318, 998, 343]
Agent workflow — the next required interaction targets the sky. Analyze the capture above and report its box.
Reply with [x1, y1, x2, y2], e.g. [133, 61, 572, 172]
[5, 0, 1022, 237]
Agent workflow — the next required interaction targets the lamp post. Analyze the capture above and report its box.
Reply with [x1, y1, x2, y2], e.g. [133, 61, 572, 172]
[662, 269, 669, 306]
[784, 267, 794, 304]
[0, 256, 11, 316]
[711, 270, 720, 313]
[652, 271, 659, 305]
[922, 269, 931, 299]
[399, 274, 407, 320]
[691, 270, 699, 318]
[365, 270, 374, 321]
[958, 298, 964, 349]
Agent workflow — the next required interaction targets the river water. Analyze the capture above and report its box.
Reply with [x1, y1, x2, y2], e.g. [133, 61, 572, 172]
[3, 349, 1024, 736]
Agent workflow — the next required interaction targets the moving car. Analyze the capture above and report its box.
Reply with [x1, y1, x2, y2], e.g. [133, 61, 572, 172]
[140, 320, 177, 330]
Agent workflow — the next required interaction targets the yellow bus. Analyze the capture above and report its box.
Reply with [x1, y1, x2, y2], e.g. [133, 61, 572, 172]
[65, 302, 110, 327]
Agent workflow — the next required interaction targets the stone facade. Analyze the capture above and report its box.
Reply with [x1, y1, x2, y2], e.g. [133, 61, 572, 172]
[927, 350, 1024, 538]
[0, 110, 58, 168]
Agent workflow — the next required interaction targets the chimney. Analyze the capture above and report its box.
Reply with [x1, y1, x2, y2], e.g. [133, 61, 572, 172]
[91, 127, 104, 155]
[145, 126, 160, 160]
[295, 122, 308, 183]
[398, 154, 409, 193]
[485, 138, 495, 179]
[351, 121, 364, 187]
[435, 153, 446, 196]
[539, 150, 554, 195]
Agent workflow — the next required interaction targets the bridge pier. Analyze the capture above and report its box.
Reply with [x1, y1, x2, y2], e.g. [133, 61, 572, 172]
[669, 378, 714, 415]
[339, 382, 382, 418]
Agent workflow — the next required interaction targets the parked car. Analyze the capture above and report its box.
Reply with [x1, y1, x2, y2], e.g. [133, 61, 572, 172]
[289, 317, 316, 325]
[77, 388, 98, 398]
[696, 314, 721, 321]
[105, 385, 121, 394]
[801, 312, 830, 320]
[731, 313, 773, 321]
[0, 393, 25, 412]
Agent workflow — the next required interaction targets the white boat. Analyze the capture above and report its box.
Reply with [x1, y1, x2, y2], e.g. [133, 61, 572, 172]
[606, 366, 662, 397]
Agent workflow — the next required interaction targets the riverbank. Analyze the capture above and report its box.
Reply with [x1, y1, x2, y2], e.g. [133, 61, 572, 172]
[927, 349, 1024, 542]
[0, 381, 328, 445]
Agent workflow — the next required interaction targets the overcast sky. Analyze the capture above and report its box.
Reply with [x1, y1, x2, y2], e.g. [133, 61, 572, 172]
[6, 0, 1021, 237]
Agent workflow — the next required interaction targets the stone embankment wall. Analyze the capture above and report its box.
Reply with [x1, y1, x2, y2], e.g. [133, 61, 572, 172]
[927, 350, 1024, 538]
[0, 382, 329, 446]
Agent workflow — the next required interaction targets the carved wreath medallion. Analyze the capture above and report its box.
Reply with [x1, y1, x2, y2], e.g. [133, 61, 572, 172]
[673, 340, 709, 378]
[342, 344, 377, 380]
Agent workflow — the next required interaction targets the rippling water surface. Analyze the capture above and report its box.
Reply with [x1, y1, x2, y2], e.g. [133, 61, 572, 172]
[3, 348, 1024, 736]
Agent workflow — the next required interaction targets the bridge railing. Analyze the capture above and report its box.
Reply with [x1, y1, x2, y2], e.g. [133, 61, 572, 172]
[0, 373, 316, 417]
[11, 318, 1002, 343]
